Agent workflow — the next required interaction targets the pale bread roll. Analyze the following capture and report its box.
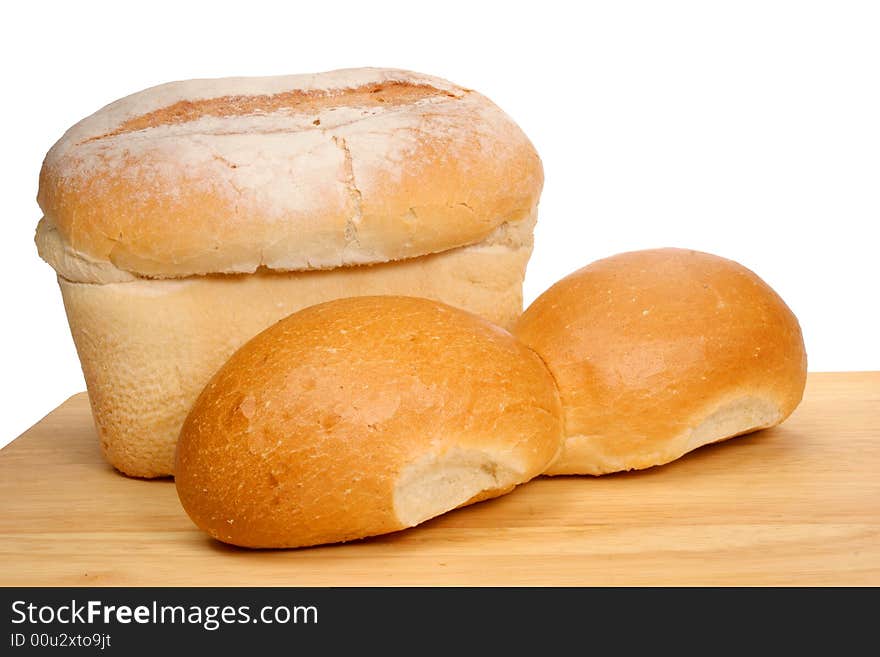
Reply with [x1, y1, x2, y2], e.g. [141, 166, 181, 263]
[514, 248, 807, 475]
[35, 68, 543, 477]
[175, 296, 563, 549]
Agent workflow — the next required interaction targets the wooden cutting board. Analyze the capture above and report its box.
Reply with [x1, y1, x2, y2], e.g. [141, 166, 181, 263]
[1, 372, 877, 586]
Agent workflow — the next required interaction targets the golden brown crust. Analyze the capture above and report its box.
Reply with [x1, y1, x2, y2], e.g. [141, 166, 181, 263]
[175, 296, 563, 548]
[37, 68, 543, 279]
[514, 248, 807, 475]
[88, 82, 453, 139]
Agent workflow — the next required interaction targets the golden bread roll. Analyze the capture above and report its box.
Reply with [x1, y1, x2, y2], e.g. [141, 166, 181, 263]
[514, 248, 807, 475]
[175, 296, 563, 548]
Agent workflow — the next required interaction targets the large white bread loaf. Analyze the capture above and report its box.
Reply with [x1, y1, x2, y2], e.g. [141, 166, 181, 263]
[35, 68, 544, 477]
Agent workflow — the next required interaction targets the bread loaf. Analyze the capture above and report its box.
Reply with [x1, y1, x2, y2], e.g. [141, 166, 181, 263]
[35, 68, 544, 477]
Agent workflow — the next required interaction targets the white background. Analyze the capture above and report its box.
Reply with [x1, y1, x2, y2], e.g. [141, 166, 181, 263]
[2, 1, 877, 447]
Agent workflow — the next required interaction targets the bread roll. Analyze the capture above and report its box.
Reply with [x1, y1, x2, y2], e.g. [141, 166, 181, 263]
[175, 296, 563, 548]
[514, 248, 807, 475]
[35, 67, 543, 477]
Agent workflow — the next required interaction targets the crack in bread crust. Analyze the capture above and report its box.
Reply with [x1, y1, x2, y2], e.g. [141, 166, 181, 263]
[333, 136, 364, 249]
[82, 82, 458, 143]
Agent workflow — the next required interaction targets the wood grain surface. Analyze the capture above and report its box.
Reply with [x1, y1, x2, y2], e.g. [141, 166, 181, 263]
[1, 372, 877, 586]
